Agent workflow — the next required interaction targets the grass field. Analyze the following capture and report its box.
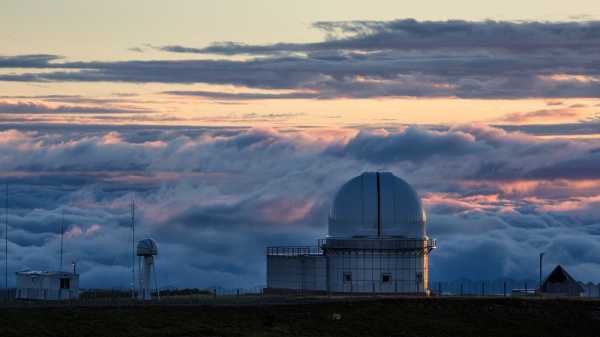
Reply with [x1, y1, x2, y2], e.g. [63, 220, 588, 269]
[1, 295, 599, 337]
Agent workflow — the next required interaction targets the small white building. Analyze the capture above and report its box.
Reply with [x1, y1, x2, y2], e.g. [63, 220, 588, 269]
[267, 172, 437, 294]
[16, 271, 80, 300]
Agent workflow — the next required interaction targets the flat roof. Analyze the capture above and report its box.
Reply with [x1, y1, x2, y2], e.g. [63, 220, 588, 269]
[16, 270, 77, 277]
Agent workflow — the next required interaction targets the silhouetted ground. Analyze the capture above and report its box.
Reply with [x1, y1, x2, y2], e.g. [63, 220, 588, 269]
[1, 295, 599, 337]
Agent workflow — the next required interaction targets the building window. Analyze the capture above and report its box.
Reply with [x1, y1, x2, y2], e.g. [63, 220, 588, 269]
[343, 272, 352, 283]
[60, 278, 70, 289]
[382, 273, 392, 283]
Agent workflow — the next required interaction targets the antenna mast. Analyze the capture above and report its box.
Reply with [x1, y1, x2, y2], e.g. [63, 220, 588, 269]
[131, 199, 135, 299]
[60, 210, 64, 271]
[4, 183, 7, 292]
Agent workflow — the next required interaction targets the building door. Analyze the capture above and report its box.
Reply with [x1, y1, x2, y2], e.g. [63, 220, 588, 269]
[380, 272, 393, 293]
[343, 272, 353, 293]
[60, 278, 70, 289]
[416, 272, 423, 293]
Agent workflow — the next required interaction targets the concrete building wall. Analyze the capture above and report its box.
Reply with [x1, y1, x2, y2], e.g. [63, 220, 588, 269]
[543, 283, 583, 297]
[301, 256, 328, 291]
[16, 272, 80, 300]
[16, 288, 79, 300]
[327, 252, 428, 293]
[267, 255, 327, 291]
[267, 251, 429, 294]
[581, 283, 600, 297]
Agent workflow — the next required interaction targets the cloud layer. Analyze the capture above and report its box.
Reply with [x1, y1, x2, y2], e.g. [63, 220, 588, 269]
[0, 101, 150, 114]
[1, 124, 600, 288]
[3, 19, 600, 99]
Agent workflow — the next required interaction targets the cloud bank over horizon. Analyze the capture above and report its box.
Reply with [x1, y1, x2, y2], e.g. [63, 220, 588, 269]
[1, 124, 600, 288]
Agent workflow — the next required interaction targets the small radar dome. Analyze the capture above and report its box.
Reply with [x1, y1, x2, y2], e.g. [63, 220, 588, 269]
[136, 238, 158, 256]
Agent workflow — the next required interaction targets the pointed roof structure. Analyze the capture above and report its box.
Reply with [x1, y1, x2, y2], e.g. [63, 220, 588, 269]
[540, 265, 584, 296]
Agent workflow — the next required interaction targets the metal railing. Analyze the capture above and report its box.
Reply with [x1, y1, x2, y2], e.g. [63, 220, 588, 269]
[266, 246, 323, 256]
[430, 280, 539, 296]
[320, 238, 437, 252]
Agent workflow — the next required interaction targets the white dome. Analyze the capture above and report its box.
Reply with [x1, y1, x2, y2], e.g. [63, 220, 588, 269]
[328, 172, 426, 239]
[137, 238, 158, 256]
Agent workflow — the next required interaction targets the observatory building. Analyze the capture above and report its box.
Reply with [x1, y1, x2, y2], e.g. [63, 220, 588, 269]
[266, 172, 436, 294]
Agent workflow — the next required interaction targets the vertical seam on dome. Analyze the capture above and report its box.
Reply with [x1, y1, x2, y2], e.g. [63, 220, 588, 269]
[376, 172, 381, 237]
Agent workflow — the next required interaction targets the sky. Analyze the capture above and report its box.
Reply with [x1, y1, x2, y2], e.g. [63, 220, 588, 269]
[2, 1, 600, 288]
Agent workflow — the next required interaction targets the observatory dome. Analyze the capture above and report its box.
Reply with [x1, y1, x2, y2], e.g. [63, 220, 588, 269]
[328, 172, 426, 239]
[136, 238, 158, 256]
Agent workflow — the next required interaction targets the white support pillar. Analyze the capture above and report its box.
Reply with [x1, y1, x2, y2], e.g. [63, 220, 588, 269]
[139, 255, 154, 300]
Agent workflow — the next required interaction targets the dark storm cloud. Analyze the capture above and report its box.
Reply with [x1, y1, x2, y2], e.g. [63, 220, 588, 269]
[7, 55, 600, 99]
[0, 54, 62, 68]
[3, 20, 600, 99]
[326, 124, 598, 183]
[160, 20, 600, 55]
[496, 108, 580, 123]
[3, 124, 600, 287]
[326, 126, 491, 163]
[528, 151, 600, 179]
[0, 95, 138, 105]
[159, 43, 298, 56]
[163, 90, 320, 100]
[498, 123, 600, 136]
[0, 101, 151, 114]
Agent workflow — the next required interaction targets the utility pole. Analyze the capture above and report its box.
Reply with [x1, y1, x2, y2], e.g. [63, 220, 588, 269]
[131, 199, 135, 299]
[539, 252, 545, 291]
